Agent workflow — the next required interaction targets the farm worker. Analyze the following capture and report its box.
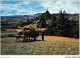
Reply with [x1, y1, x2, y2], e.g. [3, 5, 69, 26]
[41, 32, 44, 41]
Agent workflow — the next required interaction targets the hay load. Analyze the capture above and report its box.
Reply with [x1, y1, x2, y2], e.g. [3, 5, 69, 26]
[21, 25, 39, 38]
[21, 25, 38, 31]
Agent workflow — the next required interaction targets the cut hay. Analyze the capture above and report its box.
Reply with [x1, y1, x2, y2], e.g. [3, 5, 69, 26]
[21, 25, 38, 31]
[21, 25, 39, 38]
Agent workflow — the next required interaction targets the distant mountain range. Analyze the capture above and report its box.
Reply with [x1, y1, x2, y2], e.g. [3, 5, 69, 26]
[1, 13, 79, 20]
[1, 13, 41, 20]
[54, 13, 79, 20]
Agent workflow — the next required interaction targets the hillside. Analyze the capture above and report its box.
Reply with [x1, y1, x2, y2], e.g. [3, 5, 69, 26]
[1, 36, 79, 55]
[1, 13, 79, 20]
[1, 13, 41, 20]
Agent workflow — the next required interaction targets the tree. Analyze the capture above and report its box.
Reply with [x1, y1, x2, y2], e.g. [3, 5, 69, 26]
[46, 10, 79, 38]
[21, 19, 32, 27]
[59, 10, 62, 15]
[63, 10, 66, 14]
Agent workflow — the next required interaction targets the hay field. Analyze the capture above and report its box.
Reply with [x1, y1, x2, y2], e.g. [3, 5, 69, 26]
[1, 35, 79, 55]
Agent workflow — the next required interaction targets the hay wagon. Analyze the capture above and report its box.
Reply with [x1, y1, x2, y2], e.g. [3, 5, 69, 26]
[15, 28, 47, 42]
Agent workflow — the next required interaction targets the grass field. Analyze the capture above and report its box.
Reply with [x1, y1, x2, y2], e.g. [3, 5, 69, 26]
[1, 31, 17, 37]
[1, 35, 79, 55]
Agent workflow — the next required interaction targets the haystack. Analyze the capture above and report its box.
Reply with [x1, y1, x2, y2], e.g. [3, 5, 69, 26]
[21, 25, 39, 38]
[21, 25, 38, 31]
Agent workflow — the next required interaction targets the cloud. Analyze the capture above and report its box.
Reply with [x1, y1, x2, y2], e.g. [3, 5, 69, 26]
[1, 0, 79, 16]
[40, 0, 64, 13]
[40, 0, 79, 13]
[62, 0, 79, 12]
[1, 1, 31, 15]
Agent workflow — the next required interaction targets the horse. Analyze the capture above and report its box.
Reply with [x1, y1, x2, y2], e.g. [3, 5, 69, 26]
[16, 30, 31, 42]
[16, 29, 39, 42]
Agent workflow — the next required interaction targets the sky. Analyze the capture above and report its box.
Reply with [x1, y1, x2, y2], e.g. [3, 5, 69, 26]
[1, 0, 79, 16]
